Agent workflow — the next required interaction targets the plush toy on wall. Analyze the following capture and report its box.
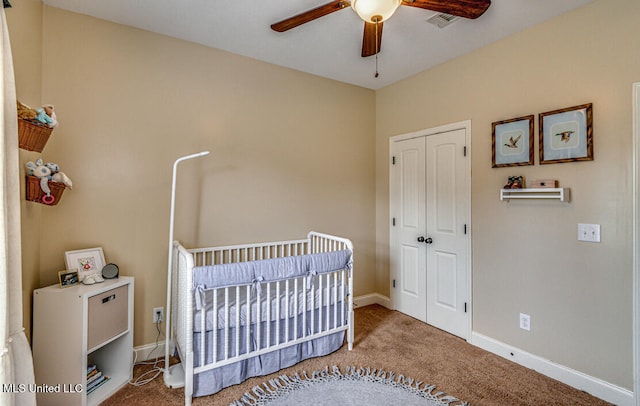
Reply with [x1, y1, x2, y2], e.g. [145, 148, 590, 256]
[27, 159, 54, 204]
[17, 100, 37, 121]
[37, 105, 58, 129]
[17, 101, 58, 128]
[25, 158, 73, 205]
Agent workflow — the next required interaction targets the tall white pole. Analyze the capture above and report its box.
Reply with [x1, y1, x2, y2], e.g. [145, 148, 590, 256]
[164, 151, 209, 387]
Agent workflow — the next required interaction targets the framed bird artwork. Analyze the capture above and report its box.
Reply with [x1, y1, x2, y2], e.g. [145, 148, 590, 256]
[539, 103, 593, 164]
[492, 115, 534, 168]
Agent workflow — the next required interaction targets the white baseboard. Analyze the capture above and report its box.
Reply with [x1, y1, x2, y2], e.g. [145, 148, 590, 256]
[353, 293, 391, 309]
[134, 340, 166, 363]
[471, 332, 633, 406]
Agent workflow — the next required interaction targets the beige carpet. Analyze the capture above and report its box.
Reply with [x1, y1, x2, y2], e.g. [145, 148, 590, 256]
[102, 305, 612, 405]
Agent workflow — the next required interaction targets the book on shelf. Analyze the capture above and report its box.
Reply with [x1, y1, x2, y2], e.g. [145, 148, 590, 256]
[86, 363, 110, 394]
[87, 375, 110, 394]
[87, 370, 102, 385]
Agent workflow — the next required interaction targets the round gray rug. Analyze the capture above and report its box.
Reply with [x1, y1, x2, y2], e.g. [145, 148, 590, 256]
[231, 366, 469, 406]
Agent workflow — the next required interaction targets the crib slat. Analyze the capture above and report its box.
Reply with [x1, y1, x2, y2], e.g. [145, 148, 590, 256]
[213, 289, 218, 362]
[317, 275, 322, 333]
[245, 285, 251, 354]
[331, 271, 339, 328]
[256, 283, 262, 350]
[235, 286, 240, 357]
[266, 283, 271, 348]
[285, 279, 290, 342]
[224, 287, 229, 360]
[325, 273, 330, 331]
[310, 276, 315, 335]
[341, 269, 345, 327]
[200, 290, 206, 366]
[276, 281, 281, 346]
[302, 277, 307, 338]
[293, 278, 298, 342]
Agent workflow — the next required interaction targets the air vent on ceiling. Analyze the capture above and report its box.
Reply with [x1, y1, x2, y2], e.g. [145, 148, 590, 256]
[426, 13, 459, 28]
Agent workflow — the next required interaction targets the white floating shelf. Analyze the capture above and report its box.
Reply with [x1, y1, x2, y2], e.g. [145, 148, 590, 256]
[500, 188, 571, 202]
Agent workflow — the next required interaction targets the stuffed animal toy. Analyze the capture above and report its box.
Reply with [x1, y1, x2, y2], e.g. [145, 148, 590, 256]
[52, 171, 73, 189]
[27, 159, 54, 204]
[17, 100, 37, 120]
[25, 159, 73, 204]
[37, 105, 58, 128]
[44, 161, 73, 189]
[17, 101, 58, 128]
[44, 162, 59, 174]
[24, 160, 37, 176]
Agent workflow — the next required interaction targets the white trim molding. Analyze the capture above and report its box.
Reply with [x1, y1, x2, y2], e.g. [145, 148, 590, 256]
[134, 340, 166, 363]
[471, 332, 633, 406]
[354, 293, 391, 309]
[632, 81, 640, 406]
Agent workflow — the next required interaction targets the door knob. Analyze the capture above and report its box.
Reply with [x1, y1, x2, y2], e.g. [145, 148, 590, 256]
[417, 236, 433, 244]
[417, 236, 425, 243]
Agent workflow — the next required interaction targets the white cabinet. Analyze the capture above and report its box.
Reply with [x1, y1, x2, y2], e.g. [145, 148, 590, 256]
[33, 277, 134, 406]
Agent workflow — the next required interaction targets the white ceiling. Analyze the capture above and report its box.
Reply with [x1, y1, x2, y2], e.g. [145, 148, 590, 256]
[42, 0, 594, 90]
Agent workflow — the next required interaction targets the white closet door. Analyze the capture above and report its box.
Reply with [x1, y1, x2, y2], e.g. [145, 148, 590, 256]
[390, 136, 427, 322]
[390, 124, 470, 339]
[425, 128, 469, 339]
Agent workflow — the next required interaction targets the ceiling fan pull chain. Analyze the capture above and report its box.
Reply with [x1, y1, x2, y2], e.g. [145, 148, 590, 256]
[374, 19, 379, 78]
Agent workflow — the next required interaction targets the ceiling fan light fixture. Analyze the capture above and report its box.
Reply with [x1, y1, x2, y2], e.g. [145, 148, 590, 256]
[352, 0, 401, 23]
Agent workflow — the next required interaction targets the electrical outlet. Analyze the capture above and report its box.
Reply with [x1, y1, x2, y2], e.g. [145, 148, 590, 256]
[153, 307, 164, 323]
[519, 313, 530, 331]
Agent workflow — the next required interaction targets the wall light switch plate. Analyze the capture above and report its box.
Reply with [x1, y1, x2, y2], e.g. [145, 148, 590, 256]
[578, 223, 600, 242]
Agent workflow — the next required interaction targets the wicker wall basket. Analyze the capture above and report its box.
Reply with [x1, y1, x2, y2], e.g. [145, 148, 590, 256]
[26, 176, 66, 206]
[18, 118, 53, 152]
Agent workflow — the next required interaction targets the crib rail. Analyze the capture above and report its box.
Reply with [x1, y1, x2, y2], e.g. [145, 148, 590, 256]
[169, 232, 353, 406]
[189, 238, 309, 266]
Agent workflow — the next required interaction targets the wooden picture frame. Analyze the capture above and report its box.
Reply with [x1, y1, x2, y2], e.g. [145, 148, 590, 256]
[539, 103, 593, 164]
[65, 247, 106, 282]
[58, 270, 79, 288]
[492, 115, 534, 168]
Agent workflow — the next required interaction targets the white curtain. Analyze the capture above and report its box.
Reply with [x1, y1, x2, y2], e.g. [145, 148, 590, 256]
[0, 6, 36, 406]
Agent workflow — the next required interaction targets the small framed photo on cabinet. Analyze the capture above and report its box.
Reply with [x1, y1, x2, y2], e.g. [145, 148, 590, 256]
[58, 270, 79, 288]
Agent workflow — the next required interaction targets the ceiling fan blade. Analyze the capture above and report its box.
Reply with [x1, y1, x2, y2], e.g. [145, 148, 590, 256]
[361, 21, 383, 57]
[271, 0, 351, 32]
[401, 0, 490, 19]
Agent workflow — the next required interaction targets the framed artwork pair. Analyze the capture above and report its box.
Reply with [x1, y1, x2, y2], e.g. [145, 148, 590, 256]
[492, 103, 593, 168]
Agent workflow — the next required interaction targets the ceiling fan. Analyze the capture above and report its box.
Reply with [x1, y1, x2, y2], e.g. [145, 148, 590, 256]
[271, 0, 491, 58]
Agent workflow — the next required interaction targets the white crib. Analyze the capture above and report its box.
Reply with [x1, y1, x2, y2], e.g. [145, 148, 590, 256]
[167, 231, 354, 405]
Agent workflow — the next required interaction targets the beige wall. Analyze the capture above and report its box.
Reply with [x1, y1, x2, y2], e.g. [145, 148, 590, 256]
[31, 7, 376, 347]
[376, 0, 637, 390]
